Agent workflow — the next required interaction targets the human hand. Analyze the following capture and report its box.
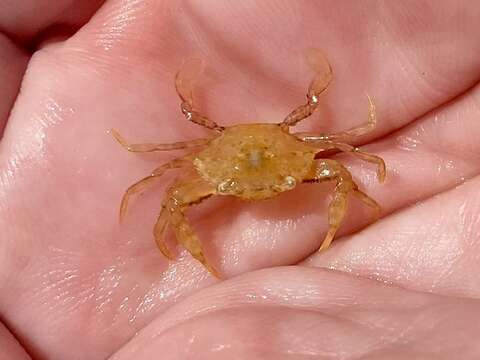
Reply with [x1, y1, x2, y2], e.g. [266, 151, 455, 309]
[1, 1, 479, 359]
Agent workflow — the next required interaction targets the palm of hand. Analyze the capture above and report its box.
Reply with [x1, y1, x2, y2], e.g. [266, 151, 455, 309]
[0, 1, 479, 359]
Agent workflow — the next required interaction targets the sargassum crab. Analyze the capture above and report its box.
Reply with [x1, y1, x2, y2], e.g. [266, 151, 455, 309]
[112, 49, 386, 277]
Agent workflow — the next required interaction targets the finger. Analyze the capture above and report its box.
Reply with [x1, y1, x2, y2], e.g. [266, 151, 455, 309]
[0, 0, 104, 138]
[304, 174, 480, 299]
[111, 267, 480, 359]
[48, 0, 480, 137]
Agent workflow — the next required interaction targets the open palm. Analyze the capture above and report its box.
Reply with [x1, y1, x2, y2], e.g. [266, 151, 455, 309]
[1, 1, 479, 359]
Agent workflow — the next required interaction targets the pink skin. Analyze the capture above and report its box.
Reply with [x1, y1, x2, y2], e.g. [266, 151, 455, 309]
[0, 1, 480, 359]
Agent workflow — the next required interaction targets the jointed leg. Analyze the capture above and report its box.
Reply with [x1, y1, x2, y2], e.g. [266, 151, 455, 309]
[171, 210, 220, 278]
[321, 190, 348, 251]
[306, 159, 381, 251]
[313, 140, 386, 183]
[153, 206, 174, 260]
[321, 187, 380, 251]
[323, 95, 377, 141]
[111, 129, 211, 152]
[311, 159, 353, 251]
[119, 158, 188, 221]
[331, 142, 386, 183]
[156, 177, 219, 277]
[296, 96, 385, 182]
[281, 48, 333, 128]
[175, 59, 224, 131]
[352, 188, 381, 217]
[296, 95, 377, 142]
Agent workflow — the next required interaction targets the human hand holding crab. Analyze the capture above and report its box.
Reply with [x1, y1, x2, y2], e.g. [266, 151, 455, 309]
[0, 1, 480, 359]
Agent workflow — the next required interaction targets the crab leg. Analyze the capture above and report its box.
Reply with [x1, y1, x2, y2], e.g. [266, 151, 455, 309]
[295, 96, 385, 182]
[306, 159, 380, 251]
[307, 140, 386, 183]
[111, 129, 211, 152]
[157, 176, 219, 277]
[153, 206, 174, 260]
[295, 95, 377, 142]
[175, 58, 224, 131]
[281, 48, 333, 128]
[324, 141, 386, 183]
[118, 158, 190, 221]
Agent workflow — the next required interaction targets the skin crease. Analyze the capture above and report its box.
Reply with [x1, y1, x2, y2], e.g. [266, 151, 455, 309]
[0, 36, 28, 137]
[0, 322, 31, 360]
[0, 0, 479, 359]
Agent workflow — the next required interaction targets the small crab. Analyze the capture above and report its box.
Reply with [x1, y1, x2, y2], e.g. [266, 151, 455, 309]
[112, 49, 386, 277]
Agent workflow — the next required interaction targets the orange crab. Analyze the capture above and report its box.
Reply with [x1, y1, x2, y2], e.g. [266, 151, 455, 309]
[112, 49, 386, 277]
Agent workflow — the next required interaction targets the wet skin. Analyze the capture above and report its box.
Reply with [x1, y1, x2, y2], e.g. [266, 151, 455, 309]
[0, 1, 480, 359]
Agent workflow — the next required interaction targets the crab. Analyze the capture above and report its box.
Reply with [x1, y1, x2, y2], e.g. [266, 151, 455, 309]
[112, 49, 386, 277]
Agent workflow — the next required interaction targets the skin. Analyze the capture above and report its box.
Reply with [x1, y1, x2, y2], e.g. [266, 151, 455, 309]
[0, 1, 480, 359]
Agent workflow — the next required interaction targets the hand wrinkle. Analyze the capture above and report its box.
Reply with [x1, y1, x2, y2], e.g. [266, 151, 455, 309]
[231, 217, 300, 266]
[32, 251, 96, 306]
[95, 0, 145, 51]
[133, 287, 164, 318]
[96, 266, 122, 293]
[426, 196, 480, 290]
